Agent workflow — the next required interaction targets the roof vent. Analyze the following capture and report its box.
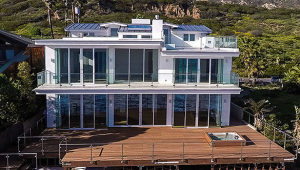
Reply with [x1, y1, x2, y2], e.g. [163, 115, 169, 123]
[155, 15, 159, 20]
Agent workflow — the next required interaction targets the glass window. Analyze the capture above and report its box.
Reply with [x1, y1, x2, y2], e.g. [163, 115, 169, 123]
[128, 94, 140, 125]
[55, 49, 68, 84]
[154, 94, 167, 125]
[115, 49, 129, 83]
[130, 49, 143, 82]
[142, 94, 153, 125]
[199, 94, 209, 127]
[188, 59, 197, 83]
[163, 29, 170, 44]
[56, 95, 69, 129]
[174, 58, 187, 83]
[95, 95, 107, 128]
[69, 95, 81, 129]
[200, 59, 209, 83]
[70, 49, 80, 83]
[83, 95, 94, 128]
[186, 94, 196, 127]
[95, 49, 107, 84]
[5, 50, 14, 60]
[210, 94, 222, 127]
[190, 34, 195, 41]
[173, 94, 185, 127]
[83, 49, 93, 83]
[111, 28, 118, 37]
[123, 35, 137, 38]
[142, 35, 151, 38]
[114, 94, 127, 125]
[145, 49, 158, 82]
[183, 34, 189, 41]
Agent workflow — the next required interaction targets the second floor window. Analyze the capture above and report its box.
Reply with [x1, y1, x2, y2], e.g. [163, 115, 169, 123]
[183, 34, 195, 41]
[111, 28, 118, 37]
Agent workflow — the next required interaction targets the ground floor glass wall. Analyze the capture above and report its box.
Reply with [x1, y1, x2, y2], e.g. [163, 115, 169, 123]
[55, 94, 222, 129]
[173, 94, 222, 128]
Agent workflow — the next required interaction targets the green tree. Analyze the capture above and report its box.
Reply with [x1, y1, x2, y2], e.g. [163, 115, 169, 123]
[17, 62, 37, 119]
[244, 98, 275, 129]
[0, 74, 21, 128]
[283, 65, 300, 93]
[238, 37, 265, 79]
[292, 105, 300, 139]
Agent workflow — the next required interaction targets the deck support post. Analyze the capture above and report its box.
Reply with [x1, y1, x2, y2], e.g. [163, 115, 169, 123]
[240, 142, 243, 161]
[41, 137, 44, 155]
[182, 143, 185, 162]
[152, 143, 155, 163]
[121, 144, 124, 163]
[59, 144, 61, 164]
[284, 133, 287, 149]
[211, 142, 214, 163]
[90, 144, 93, 163]
[268, 141, 272, 160]
[6, 155, 9, 169]
[35, 153, 38, 170]
[18, 137, 20, 153]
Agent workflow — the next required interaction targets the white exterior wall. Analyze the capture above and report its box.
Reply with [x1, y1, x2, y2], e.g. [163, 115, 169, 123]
[152, 20, 163, 40]
[171, 31, 201, 48]
[46, 94, 56, 128]
[221, 94, 231, 126]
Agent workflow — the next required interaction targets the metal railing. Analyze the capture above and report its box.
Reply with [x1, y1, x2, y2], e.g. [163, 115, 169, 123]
[36, 116, 46, 133]
[37, 71, 239, 87]
[0, 153, 38, 170]
[242, 110, 300, 158]
[58, 139, 297, 165]
[18, 135, 67, 155]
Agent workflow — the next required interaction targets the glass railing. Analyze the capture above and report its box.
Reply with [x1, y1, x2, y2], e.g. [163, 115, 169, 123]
[214, 36, 237, 48]
[165, 36, 237, 50]
[37, 71, 239, 87]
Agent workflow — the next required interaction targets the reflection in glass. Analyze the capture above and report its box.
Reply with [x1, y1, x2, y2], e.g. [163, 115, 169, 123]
[130, 49, 143, 81]
[210, 94, 222, 127]
[95, 95, 107, 128]
[83, 95, 94, 128]
[142, 94, 153, 125]
[114, 94, 127, 125]
[83, 49, 93, 83]
[128, 94, 139, 125]
[188, 59, 197, 83]
[175, 59, 186, 83]
[154, 94, 167, 125]
[199, 94, 209, 127]
[200, 59, 209, 83]
[173, 94, 185, 127]
[70, 95, 81, 128]
[145, 49, 158, 82]
[115, 49, 129, 83]
[70, 49, 80, 83]
[186, 94, 196, 127]
[56, 49, 68, 84]
[56, 95, 69, 129]
[95, 49, 107, 84]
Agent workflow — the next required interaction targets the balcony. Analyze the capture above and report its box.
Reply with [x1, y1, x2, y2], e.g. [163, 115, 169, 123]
[164, 36, 238, 51]
[37, 71, 239, 87]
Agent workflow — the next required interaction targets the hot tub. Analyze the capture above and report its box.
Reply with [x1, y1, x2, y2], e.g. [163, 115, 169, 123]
[204, 132, 246, 147]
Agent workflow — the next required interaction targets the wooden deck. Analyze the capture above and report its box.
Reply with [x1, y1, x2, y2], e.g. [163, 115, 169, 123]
[21, 125, 294, 167]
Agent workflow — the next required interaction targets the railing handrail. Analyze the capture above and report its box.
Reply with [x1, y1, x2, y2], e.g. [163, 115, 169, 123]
[18, 135, 66, 139]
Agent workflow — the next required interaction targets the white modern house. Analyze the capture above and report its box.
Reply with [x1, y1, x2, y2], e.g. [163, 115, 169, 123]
[34, 16, 240, 130]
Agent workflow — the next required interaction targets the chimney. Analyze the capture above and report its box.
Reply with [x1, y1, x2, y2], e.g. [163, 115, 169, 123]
[152, 17, 163, 39]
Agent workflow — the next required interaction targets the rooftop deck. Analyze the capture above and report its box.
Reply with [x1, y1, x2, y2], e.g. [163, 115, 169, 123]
[20, 123, 294, 168]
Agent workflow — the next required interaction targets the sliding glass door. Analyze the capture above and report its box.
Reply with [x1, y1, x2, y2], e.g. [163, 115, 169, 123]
[83, 49, 93, 83]
[56, 94, 108, 129]
[173, 94, 222, 128]
[70, 49, 80, 83]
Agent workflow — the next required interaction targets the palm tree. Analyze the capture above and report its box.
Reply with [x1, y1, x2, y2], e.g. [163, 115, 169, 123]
[43, 0, 55, 39]
[244, 99, 275, 129]
[292, 105, 300, 139]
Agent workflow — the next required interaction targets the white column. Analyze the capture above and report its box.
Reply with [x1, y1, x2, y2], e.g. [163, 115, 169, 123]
[221, 94, 231, 126]
[139, 94, 142, 125]
[166, 94, 173, 126]
[46, 94, 56, 128]
[223, 57, 232, 83]
[108, 94, 114, 127]
[108, 48, 115, 84]
[80, 48, 83, 84]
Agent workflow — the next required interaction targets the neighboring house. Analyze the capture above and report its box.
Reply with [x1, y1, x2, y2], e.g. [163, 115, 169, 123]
[30, 17, 294, 169]
[0, 30, 44, 77]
